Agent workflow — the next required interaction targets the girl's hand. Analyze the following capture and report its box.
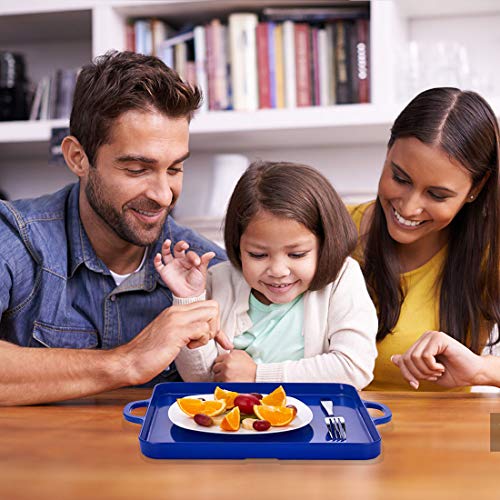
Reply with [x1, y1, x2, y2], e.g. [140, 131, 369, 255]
[212, 350, 257, 382]
[391, 330, 485, 389]
[153, 239, 215, 298]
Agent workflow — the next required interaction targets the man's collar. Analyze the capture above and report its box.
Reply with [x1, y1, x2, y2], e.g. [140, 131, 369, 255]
[67, 183, 108, 277]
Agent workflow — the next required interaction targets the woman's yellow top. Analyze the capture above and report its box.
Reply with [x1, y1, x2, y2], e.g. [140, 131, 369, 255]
[349, 201, 468, 392]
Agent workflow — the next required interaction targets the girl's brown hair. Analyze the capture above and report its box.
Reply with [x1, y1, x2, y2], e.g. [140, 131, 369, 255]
[364, 87, 500, 351]
[224, 161, 358, 290]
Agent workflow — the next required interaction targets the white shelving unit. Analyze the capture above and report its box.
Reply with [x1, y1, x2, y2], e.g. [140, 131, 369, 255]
[1, 0, 500, 222]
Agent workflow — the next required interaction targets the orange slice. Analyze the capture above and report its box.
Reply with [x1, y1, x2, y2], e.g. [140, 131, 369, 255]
[177, 398, 226, 417]
[261, 385, 287, 406]
[214, 386, 239, 409]
[253, 404, 295, 427]
[220, 406, 241, 431]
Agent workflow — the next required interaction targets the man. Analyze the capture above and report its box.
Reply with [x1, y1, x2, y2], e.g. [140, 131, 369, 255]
[0, 51, 231, 405]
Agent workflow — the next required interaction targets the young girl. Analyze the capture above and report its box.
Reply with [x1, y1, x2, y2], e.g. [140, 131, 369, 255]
[154, 161, 378, 388]
[349, 87, 500, 391]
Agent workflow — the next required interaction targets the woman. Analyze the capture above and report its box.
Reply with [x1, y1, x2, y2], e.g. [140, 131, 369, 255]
[350, 87, 499, 391]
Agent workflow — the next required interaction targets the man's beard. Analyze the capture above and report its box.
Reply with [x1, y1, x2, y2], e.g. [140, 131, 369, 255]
[85, 168, 171, 247]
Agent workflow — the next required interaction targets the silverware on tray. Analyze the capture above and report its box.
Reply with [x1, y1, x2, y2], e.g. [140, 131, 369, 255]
[320, 400, 346, 441]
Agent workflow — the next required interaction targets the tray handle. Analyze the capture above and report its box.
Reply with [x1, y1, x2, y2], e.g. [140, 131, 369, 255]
[123, 399, 150, 425]
[362, 400, 392, 426]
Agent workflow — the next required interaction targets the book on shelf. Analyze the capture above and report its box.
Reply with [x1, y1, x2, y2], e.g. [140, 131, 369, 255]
[134, 19, 153, 56]
[125, 19, 135, 52]
[157, 28, 194, 68]
[151, 18, 173, 57]
[334, 20, 352, 105]
[131, 18, 174, 56]
[262, 5, 370, 22]
[228, 13, 258, 112]
[54, 69, 78, 119]
[294, 23, 312, 107]
[194, 25, 208, 112]
[274, 23, 285, 109]
[318, 28, 330, 106]
[282, 20, 296, 108]
[356, 18, 370, 103]
[325, 24, 337, 105]
[126, 3, 370, 112]
[29, 69, 79, 121]
[268, 22, 277, 108]
[29, 77, 47, 120]
[212, 19, 230, 111]
[311, 26, 320, 106]
[256, 22, 271, 109]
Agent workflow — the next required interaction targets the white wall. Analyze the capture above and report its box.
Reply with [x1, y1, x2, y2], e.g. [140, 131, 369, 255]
[0, 145, 385, 216]
[176, 144, 385, 219]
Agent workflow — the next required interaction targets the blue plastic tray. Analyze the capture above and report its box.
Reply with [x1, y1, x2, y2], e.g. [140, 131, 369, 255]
[123, 382, 391, 460]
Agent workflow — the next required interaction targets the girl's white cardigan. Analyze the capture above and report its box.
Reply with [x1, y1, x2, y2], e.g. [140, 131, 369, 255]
[174, 257, 378, 389]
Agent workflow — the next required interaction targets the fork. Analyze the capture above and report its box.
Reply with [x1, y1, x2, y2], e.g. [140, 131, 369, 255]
[320, 400, 346, 441]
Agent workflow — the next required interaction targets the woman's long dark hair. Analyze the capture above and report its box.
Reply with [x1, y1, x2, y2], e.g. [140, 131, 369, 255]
[364, 88, 500, 352]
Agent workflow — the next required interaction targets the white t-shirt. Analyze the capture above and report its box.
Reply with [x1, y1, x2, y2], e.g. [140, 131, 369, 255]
[109, 250, 147, 286]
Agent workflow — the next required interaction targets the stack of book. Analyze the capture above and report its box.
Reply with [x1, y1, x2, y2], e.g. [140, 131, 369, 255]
[126, 4, 370, 112]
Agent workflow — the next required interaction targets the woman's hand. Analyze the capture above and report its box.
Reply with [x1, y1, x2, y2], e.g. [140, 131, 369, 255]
[212, 350, 257, 382]
[154, 239, 214, 298]
[391, 330, 486, 389]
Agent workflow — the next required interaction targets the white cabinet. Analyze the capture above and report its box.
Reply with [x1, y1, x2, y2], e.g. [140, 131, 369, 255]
[1, 0, 499, 221]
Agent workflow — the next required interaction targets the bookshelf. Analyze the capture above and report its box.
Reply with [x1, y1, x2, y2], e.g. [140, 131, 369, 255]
[1, 0, 500, 224]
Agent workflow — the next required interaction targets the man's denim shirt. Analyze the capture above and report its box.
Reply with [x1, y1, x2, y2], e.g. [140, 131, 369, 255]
[0, 183, 226, 380]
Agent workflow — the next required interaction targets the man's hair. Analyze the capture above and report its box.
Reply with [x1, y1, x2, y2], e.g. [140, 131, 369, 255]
[70, 50, 202, 166]
[224, 161, 358, 290]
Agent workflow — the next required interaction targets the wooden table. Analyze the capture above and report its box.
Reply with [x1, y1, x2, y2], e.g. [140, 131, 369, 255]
[1, 389, 499, 500]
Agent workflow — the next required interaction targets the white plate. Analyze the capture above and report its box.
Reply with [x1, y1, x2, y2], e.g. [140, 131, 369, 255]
[168, 394, 313, 435]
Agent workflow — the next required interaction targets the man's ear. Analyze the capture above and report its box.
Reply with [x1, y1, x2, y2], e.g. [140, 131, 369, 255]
[62, 136, 90, 178]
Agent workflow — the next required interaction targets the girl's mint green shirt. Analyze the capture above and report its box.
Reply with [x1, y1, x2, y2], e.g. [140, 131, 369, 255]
[233, 293, 305, 363]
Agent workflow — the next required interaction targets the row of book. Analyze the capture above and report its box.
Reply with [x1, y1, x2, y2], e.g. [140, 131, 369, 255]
[29, 68, 79, 120]
[126, 5, 370, 112]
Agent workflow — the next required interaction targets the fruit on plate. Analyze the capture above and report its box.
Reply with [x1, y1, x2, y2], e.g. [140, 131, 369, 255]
[220, 406, 241, 431]
[261, 385, 287, 406]
[194, 414, 213, 427]
[253, 404, 295, 427]
[234, 393, 262, 414]
[179, 385, 299, 432]
[177, 398, 226, 417]
[241, 417, 271, 431]
[253, 420, 271, 432]
[214, 386, 239, 409]
[241, 418, 258, 430]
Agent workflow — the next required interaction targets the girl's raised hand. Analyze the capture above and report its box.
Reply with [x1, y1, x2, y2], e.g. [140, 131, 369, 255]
[154, 239, 215, 298]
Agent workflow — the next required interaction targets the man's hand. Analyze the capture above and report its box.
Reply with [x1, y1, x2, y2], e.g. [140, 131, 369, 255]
[212, 350, 257, 382]
[391, 330, 485, 389]
[154, 239, 214, 298]
[116, 300, 231, 386]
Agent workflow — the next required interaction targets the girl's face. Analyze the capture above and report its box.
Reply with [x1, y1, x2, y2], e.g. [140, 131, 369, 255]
[378, 137, 475, 252]
[239, 210, 319, 305]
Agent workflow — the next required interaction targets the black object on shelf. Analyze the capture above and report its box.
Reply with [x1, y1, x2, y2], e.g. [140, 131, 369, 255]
[0, 52, 29, 121]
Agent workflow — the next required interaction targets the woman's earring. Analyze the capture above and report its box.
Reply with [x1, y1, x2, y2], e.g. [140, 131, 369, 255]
[469, 195, 474, 200]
